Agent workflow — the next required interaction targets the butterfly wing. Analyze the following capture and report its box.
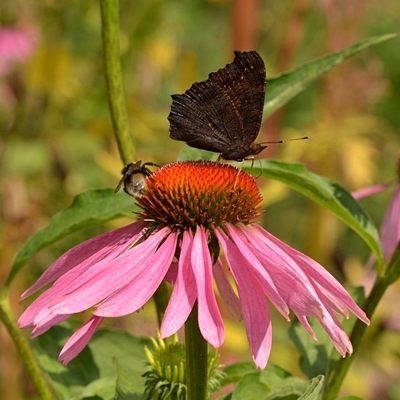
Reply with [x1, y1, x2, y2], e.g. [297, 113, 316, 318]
[168, 79, 239, 154]
[168, 51, 266, 160]
[208, 51, 266, 159]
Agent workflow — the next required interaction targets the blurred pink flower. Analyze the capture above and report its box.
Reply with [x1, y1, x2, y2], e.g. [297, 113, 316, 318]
[19, 161, 369, 367]
[0, 25, 39, 76]
[353, 181, 400, 262]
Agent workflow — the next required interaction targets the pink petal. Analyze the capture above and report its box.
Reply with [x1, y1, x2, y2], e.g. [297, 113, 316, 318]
[191, 226, 224, 348]
[31, 314, 71, 337]
[213, 259, 242, 320]
[19, 285, 66, 328]
[380, 185, 400, 261]
[311, 284, 353, 356]
[223, 224, 290, 319]
[161, 230, 197, 338]
[294, 253, 367, 322]
[296, 315, 318, 341]
[351, 181, 394, 200]
[19, 223, 149, 328]
[58, 316, 104, 366]
[20, 220, 148, 300]
[236, 224, 325, 318]
[248, 224, 369, 325]
[215, 228, 272, 369]
[50, 227, 170, 314]
[163, 262, 179, 285]
[94, 231, 177, 317]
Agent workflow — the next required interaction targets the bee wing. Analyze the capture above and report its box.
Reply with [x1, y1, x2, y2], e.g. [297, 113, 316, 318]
[114, 175, 125, 194]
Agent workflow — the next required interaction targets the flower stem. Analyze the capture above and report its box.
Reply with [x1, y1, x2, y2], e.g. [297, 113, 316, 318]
[153, 281, 171, 327]
[185, 302, 208, 400]
[0, 288, 53, 400]
[99, 0, 135, 164]
[324, 245, 400, 399]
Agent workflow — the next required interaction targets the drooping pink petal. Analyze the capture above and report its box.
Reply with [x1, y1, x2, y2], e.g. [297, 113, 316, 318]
[380, 185, 400, 261]
[296, 315, 318, 341]
[19, 284, 68, 328]
[293, 252, 368, 322]
[22, 227, 163, 326]
[215, 228, 272, 369]
[351, 181, 394, 200]
[235, 224, 326, 319]
[20, 220, 148, 300]
[49, 227, 171, 315]
[161, 230, 197, 338]
[191, 226, 224, 348]
[31, 314, 71, 338]
[94, 231, 177, 317]
[213, 259, 242, 320]
[58, 316, 104, 366]
[246, 224, 369, 325]
[228, 225, 369, 356]
[310, 284, 353, 356]
[224, 224, 290, 319]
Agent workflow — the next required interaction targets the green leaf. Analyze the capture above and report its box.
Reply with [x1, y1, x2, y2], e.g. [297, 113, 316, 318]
[226, 370, 323, 400]
[288, 287, 366, 380]
[263, 34, 396, 119]
[32, 325, 149, 400]
[259, 364, 293, 389]
[230, 372, 269, 400]
[220, 362, 257, 385]
[174, 35, 395, 162]
[249, 159, 384, 267]
[262, 376, 310, 400]
[7, 189, 139, 286]
[173, 35, 395, 163]
[177, 146, 216, 161]
[221, 364, 323, 400]
[340, 397, 365, 400]
[298, 376, 325, 400]
[115, 355, 147, 400]
[289, 317, 334, 381]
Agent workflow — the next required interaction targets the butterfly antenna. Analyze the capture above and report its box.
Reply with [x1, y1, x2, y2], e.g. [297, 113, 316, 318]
[258, 136, 309, 145]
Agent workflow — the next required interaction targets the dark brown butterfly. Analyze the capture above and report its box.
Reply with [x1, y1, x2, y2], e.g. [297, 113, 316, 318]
[168, 50, 267, 161]
[114, 161, 159, 198]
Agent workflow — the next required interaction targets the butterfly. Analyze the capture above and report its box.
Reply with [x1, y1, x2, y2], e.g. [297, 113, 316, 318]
[114, 160, 159, 198]
[168, 50, 267, 161]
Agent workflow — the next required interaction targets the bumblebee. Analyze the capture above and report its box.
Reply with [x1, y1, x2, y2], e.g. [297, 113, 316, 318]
[114, 160, 159, 198]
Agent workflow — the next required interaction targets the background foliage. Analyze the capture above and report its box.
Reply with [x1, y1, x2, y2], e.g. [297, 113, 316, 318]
[1, 1, 399, 398]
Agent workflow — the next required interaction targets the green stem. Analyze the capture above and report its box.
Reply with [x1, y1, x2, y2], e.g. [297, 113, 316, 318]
[185, 302, 208, 400]
[99, 0, 135, 164]
[0, 288, 53, 400]
[153, 281, 171, 327]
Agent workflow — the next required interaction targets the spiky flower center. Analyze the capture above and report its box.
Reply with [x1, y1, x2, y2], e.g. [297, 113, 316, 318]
[137, 161, 263, 230]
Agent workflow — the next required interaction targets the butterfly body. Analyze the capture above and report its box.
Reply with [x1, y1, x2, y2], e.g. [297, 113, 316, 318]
[168, 51, 266, 161]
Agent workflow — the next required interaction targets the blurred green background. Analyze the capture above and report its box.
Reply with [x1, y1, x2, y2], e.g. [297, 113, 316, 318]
[1, 0, 400, 399]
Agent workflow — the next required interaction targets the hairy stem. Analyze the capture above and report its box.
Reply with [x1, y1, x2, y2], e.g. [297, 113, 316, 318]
[99, 0, 135, 164]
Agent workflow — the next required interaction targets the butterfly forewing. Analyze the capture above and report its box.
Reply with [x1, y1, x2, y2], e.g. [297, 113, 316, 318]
[169, 79, 239, 154]
[168, 51, 266, 161]
[208, 51, 266, 157]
